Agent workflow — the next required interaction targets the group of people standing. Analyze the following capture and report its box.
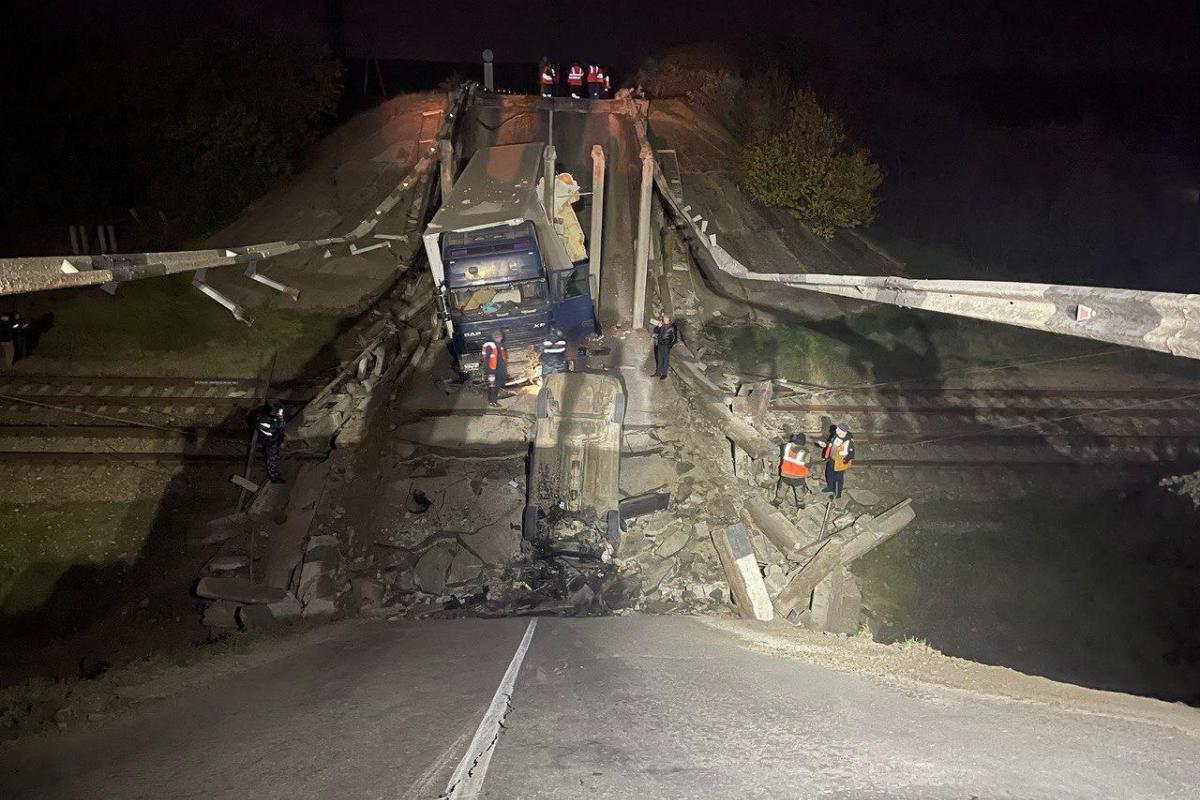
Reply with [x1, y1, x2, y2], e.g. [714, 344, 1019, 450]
[539, 61, 612, 99]
[774, 424, 855, 508]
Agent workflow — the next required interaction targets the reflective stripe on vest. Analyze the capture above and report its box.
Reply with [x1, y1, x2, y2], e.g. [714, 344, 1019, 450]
[482, 341, 505, 370]
[541, 339, 566, 354]
[541, 69, 554, 83]
[568, 67, 584, 83]
[780, 442, 808, 478]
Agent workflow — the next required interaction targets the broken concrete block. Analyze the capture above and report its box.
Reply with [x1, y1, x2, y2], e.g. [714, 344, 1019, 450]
[847, 488, 881, 507]
[202, 600, 241, 629]
[636, 554, 676, 591]
[808, 567, 862, 635]
[773, 534, 846, 618]
[762, 563, 790, 597]
[414, 546, 454, 595]
[447, 549, 484, 585]
[710, 523, 774, 621]
[352, 578, 386, 610]
[730, 380, 773, 427]
[205, 554, 250, 573]
[655, 527, 690, 558]
[194, 577, 288, 605]
[302, 596, 338, 618]
[459, 523, 521, 566]
[840, 499, 916, 565]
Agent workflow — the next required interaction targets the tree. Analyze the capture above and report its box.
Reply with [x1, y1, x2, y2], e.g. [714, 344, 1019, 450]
[740, 90, 882, 240]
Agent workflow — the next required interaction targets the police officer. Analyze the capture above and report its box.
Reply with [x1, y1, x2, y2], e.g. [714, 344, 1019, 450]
[0, 311, 13, 368]
[254, 402, 287, 484]
[540, 328, 568, 376]
[650, 314, 678, 379]
[481, 330, 508, 407]
[773, 433, 811, 509]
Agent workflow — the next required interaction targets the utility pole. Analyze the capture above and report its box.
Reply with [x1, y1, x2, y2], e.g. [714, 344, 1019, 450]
[482, 49, 494, 91]
[632, 145, 655, 329]
[589, 145, 605, 302]
[543, 145, 557, 224]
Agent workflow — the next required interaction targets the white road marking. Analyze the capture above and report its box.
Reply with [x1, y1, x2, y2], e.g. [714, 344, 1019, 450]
[441, 618, 538, 800]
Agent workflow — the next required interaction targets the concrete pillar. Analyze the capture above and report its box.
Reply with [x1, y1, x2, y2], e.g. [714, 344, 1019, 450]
[106, 225, 117, 253]
[482, 49, 494, 91]
[96, 225, 108, 254]
[542, 145, 557, 224]
[589, 145, 605, 301]
[68, 226, 80, 255]
[633, 145, 655, 329]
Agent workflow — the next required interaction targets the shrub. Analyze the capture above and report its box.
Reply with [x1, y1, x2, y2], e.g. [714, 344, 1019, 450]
[740, 90, 882, 240]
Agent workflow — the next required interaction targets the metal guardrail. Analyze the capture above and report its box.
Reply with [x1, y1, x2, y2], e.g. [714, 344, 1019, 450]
[0, 83, 478, 319]
[626, 98, 1200, 362]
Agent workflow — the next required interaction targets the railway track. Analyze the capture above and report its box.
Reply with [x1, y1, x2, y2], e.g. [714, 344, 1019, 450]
[767, 384, 1200, 466]
[0, 374, 320, 462]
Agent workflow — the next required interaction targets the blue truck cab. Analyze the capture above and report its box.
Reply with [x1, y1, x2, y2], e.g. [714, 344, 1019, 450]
[422, 142, 598, 382]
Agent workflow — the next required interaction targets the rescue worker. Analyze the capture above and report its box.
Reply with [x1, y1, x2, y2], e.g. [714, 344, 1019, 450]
[539, 61, 557, 97]
[9, 312, 29, 362]
[254, 402, 287, 484]
[650, 314, 678, 379]
[481, 330, 508, 406]
[540, 328, 568, 375]
[818, 423, 854, 499]
[567, 63, 584, 99]
[587, 64, 604, 98]
[773, 433, 811, 509]
[603, 72, 612, 98]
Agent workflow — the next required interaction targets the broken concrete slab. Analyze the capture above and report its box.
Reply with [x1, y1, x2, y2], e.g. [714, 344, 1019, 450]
[840, 499, 916, 565]
[459, 525, 521, 566]
[205, 554, 250, 573]
[742, 496, 820, 561]
[414, 546, 454, 594]
[710, 523, 773, 621]
[447, 549, 484, 585]
[808, 566, 862, 634]
[195, 577, 289, 605]
[202, 600, 241, 629]
[731, 380, 773, 427]
[847, 488, 881, 507]
[619, 491, 671, 520]
[302, 596, 338, 618]
[773, 534, 847, 618]
[655, 526, 690, 558]
[351, 578, 386, 610]
[635, 553, 676, 591]
[395, 414, 530, 450]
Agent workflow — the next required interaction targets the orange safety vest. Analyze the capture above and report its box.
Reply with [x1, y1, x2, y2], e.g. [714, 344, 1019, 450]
[780, 442, 809, 478]
[481, 341, 506, 371]
[540, 67, 555, 85]
[568, 65, 584, 85]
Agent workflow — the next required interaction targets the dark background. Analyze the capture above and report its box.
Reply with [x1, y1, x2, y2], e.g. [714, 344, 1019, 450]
[4, 0, 1199, 288]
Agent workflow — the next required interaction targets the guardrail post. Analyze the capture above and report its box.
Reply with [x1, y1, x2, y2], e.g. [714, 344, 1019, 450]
[633, 145, 655, 329]
[589, 145, 605, 301]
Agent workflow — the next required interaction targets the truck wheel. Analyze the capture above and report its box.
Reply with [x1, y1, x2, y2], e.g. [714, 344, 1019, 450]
[611, 392, 626, 424]
[522, 506, 539, 541]
[605, 510, 621, 545]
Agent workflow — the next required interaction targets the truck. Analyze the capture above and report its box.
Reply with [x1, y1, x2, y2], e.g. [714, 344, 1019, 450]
[421, 141, 597, 383]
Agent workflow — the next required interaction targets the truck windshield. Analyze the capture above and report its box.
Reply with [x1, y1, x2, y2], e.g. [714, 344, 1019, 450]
[451, 280, 547, 318]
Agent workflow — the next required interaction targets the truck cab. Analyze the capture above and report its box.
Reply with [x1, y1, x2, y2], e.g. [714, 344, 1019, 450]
[422, 142, 598, 383]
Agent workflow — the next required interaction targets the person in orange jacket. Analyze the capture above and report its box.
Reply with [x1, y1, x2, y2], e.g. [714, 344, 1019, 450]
[567, 63, 584, 98]
[587, 64, 604, 98]
[773, 433, 812, 509]
[818, 423, 854, 499]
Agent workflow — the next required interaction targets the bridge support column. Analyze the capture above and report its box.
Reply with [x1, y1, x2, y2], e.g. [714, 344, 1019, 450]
[589, 145, 605, 302]
[633, 145, 654, 329]
[543, 145, 557, 224]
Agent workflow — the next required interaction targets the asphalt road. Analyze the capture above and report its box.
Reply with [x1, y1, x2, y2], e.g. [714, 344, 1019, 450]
[4, 616, 1198, 799]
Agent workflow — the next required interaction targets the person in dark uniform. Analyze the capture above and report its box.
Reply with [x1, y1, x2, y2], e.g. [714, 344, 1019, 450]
[650, 314, 678, 379]
[481, 330, 508, 407]
[10, 312, 30, 361]
[539, 328, 568, 376]
[254, 402, 287, 483]
[0, 311, 13, 368]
